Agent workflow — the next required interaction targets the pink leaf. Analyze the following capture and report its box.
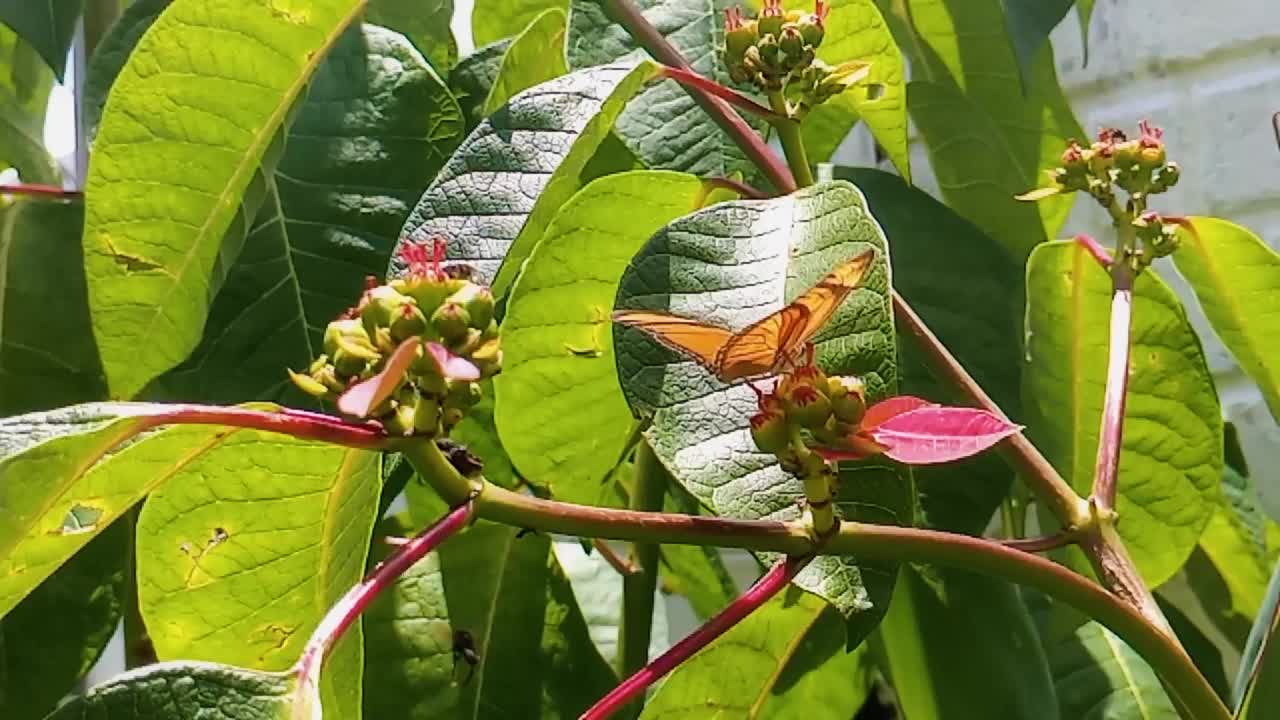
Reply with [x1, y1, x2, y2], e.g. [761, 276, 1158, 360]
[424, 341, 480, 381]
[860, 395, 936, 429]
[338, 338, 421, 418]
[866, 406, 1022, 465]
[813, 431, 890, 462]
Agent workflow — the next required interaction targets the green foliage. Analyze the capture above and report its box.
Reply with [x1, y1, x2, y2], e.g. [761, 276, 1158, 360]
[366, 0, 457, 71]
[472, 0, 566, 47]
[481, 8, 568, 116]
[0, 24, 58, 183]
[0, 0, 83, 80]
[1024, 241, 1222, 586]
[45, 662, 301, 720]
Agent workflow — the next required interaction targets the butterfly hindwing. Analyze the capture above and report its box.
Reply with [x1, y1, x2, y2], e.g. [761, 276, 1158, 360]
[715, 304, 811, 380]
[790, 249, 876, 344]
[611, 311, 734, 372]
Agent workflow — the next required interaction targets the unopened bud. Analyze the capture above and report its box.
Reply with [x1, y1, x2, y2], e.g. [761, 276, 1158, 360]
[827, 376, 867, 424]
[758, 0, 785, 36]
[446, 380, 483, 411]
[470, 337, 503, 378]
[289, 368, 332, 399]
[783, 383, 832, 430]
[448, 284, 496, 330]
[431, 302, 471, 343]
[749, 407, 790, 454]
[413, 394, 441, 436]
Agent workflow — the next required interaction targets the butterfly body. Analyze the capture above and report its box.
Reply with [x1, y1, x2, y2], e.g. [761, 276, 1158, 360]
[613, 249, 876, 382]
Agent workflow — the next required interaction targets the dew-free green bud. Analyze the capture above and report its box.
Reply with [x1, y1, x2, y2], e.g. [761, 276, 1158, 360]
[390, 303, 428, 342]
[383, 403, 417, 437]
[783, 384, 832, 431]
[758, 0, 785, 36]
[431, 302, 471, 343]
[828, 376, 867, 424]
[471, 337, 503, 378]
[413, 394, 441, 436]
[779, 25, 806, 64]
[289, 368, 332, 399]
[324, 319, 377, 359]
[442, 406, 466, 431]
[799, 14, 825, 47]
[724, 14, 757, 63]
[359, 286, 412, 335]
[448, 284, 496, 330]
[758, 33, 782, 69]
[749, 407, 790, 455]
[446, 380, 483, 410]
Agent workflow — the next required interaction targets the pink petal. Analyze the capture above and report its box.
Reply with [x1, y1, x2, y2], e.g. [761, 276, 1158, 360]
[867, 406, 1022, 465]
[424, 341, 480, 381]
[860, 395, 936, 429]
[813, 431, 890, 462]
[338, 338, 421, 418]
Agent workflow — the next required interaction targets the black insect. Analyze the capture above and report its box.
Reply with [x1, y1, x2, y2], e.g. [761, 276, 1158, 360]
[452, 629, 479, 685]
[437, 439, 483, 477]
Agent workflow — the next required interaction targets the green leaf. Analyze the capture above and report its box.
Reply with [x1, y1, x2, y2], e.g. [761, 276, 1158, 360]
[143, 24, 463, 405]
[567, 0, 765, 178]
[0, 26, 58, 183]
[366, 0, 457, 72]
[874, 567, 1058, 720]
[0, 401, 316, 619]
[448, 37, 511, 129]
[1154, 593, 1231, 701]
[1, 521, 124, 720]
[363, 518, 458, 719]
[834, 167, 1022, 534]
[481, 7, 568, 117]
[84, 0, 368, 400]
[438, 522, 616, 719]
[658, 484, 738, 619]
[1173, 217, 1280, 422]
[1023, 241, 1222, 586]
[553, 538, 668, 667]
[0, 197, 106, 416]
[540, 543, 622, 715]
[890, 0, 1082, 257]
[495, 170, 702, 504]
[134, 435, 379, 718]
[392, 60, 657, 297]
[782, 0, 909, 179]
[1076, 0, 1096, 63]
[455, 380, 520, 489]
[1037, 612, 1180, 718]
[45, 662, 300, 720]
[614, 180, 906, 621]
[999, 0, 1074, 91]
[82, 0, 167, 144]
[1236, 564, 1280, 718]
[640, 589, 871, 720]
[472, 0, 565, 46]
[0, 0, 83, 80]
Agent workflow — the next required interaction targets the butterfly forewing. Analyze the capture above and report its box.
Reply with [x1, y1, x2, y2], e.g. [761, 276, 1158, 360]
[611, 311, 734, 373]
[791, 249, 876, 342]
[714, 304, 811, 380]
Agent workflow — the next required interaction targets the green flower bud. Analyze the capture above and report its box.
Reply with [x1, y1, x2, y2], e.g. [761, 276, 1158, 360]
[749, 407, 790, 455]
[382, 402, 417, 437]
[470, 336, 503, 378]
[757, 32, 782, 69]
[413, 394, 441, 436]
[390, 303, 428, 342]
[390, 275, 467, 315]
[431, 302, 471, 343]
[724, 9, 758, 64]
[1113, 139, 1140, 170]
[758, 2, 785, 37]
[288, 368, 332, 399]
[442, 406, 466, 431]
[324, 319, 377, 359]
[359, 286, 413, 336]
[828, 376, 867, 424]
[1153, 162, 1180, 192]
[313, 364, 346, 393]
[779, 24, 807, 66]
[446, 380, 483, 411]
[448, 283, 496, 330]
[783, 383, 832, 430]
[798, 13, 825, 47]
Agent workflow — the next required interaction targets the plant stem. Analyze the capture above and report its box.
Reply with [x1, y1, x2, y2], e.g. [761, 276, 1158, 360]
[148, 405, 391, 449]
[618, 442, 667, 686]
[583, 555, 812, 720]
[660, 66, 786, 124]
[0, 184, 83, 200]
[601, 0, 795, 193]
[1090, 263, 1133, 511]
[998, 532, 1074, 553]
[891, 294, 1090, 528]
[293, 499, 475, 701]
[700, 176, 768, 201]
[766, 92, 815, 187]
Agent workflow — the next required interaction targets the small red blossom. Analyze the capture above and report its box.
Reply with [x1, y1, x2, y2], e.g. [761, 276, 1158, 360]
[814, 0, 829, 24]
[789, 384, 821, 407]
[724, 6, 744, 30]
[398, 236, 449, 281]
[762, 0, 783, 17]
[1061, 139, 1085, 165]
[1138, 120, 1163, 148]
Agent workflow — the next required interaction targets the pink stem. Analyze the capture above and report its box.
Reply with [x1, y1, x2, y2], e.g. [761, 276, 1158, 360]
[702, 175, 768, 200]
[659, 66, 786, 124]
[581, 555, 811, 720]
[0, 183, 83, 199]
[294, 499, 476, 693]
[999, 532, 1075, 553]
[142, 404, 389, 449]
[1074, 233, 1113, 268]
[1090, 270, 1134, 511]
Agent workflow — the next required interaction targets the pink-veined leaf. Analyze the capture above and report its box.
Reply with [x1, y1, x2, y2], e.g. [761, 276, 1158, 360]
[338, 338, 421, 418]
[860, 395, 937, 429]
[812, 431, 890, 462]
[866, 406, 1022, 465]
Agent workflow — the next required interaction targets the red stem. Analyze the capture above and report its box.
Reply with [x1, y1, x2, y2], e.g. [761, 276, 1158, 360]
[1074, 233, 1113, 268]
[659, 66, 786, 124]
[1090, 268, 1134, 511]
[999, 532, 1075, 553]
[294, 499, 476, 693]
[0, 183, 83, 200]
[702, 175, 768, 200]
[581, 555, 811, 720]
[147, 404, 389, 449]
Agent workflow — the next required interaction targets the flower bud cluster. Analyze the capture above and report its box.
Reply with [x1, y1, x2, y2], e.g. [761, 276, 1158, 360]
[289, 237, 502, 436]
[723, 1, 864, 112]
[1131, 210, 1181, 260]
[1047, 121, 1180, 205]
[749, 362, 868, 460]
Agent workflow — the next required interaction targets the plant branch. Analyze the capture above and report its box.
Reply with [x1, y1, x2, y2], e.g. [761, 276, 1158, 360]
[1090, 262, 1133, 511]
[998, 532, 1075, 553]
[583, 555, 812, 720]
[766, 91, 815, 187]
[660, 66, 786, 124]
[144, 405, 391, 449]
[891, 294, 1090, 528]
[294, 498, 475, 701]
[618, 442, 668, 685]
[0, 184, 84, 200]
[701, 176, 768, 201]
[601, 0, 796, 193]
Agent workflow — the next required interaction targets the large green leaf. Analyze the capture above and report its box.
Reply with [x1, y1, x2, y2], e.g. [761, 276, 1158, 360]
[135, 435, 379, 718]
[495, 170, 702, 504]
[779, 0, 909, 179]
[0, 197, 106, 416]
[392, 60, 657, 297]
[640, 589, 871, 719]
[1173, 217, 1280, 422]
[0, 521, 124, 720]
[472, 0, 565, 46]
[1023, 241, 1222, 586]
[567, 0, 765, 179]
[0, 0, 82, 80]
[366, 0, 456, 72]
[0, 401, 327, 619]
[46, 662, 301, 720]
[82, 0, 167, 143]
[658, 483, 739, 619]
[84, 0, 368, 400]
[144, 24, 463, 405]
[0, 26, 58, 183]
[1236, 564, 1280, 718]
[438, 522, 616, 719]
[999, 0, 1074, 91]
[614, 180, 904, 621]
[889, 0, 1081, 257]
[874, 567, 1058, 720]
[835, 167, 1022, 534]
[363, 521, 458, 719]
[448, 37, 511, 129]
[481, 7, 568, 117]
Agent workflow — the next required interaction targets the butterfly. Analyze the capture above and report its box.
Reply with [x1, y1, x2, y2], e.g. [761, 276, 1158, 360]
[612, 248, 877, 382]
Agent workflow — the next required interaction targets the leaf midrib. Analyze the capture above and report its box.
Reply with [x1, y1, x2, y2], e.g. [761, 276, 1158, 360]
[746, 604, 825, 718]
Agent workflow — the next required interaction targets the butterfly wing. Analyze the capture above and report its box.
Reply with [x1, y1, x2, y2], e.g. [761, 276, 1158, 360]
[612, 310, 734, 372]
[789, 249, 877, 348]
[714, 304, 811, 380]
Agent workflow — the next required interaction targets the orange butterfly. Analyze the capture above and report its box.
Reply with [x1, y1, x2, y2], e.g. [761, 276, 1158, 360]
[613, 249, 877, 381]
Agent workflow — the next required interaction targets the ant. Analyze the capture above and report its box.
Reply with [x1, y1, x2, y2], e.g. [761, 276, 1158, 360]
[452, 629, 479, 685]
